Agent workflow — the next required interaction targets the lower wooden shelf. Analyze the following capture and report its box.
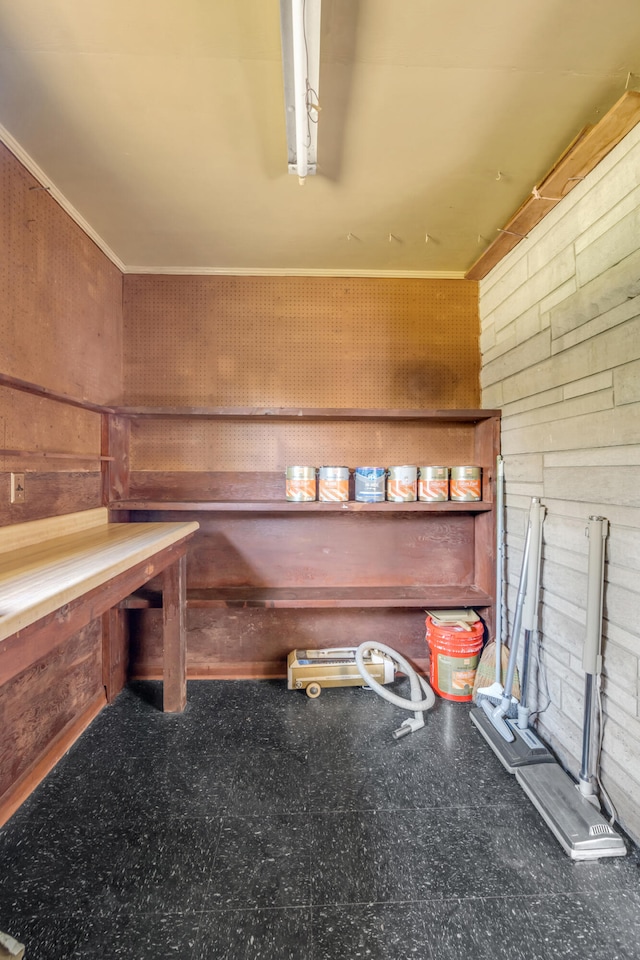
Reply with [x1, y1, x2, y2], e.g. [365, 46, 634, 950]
[123, 584, 492, 610]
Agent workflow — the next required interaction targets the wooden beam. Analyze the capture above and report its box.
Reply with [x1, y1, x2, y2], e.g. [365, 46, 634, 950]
[466, 91, 640, 281]
[102, 413, 131, 503]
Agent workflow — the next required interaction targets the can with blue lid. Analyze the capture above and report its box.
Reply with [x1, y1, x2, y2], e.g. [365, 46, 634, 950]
[354, 466, 386, 502]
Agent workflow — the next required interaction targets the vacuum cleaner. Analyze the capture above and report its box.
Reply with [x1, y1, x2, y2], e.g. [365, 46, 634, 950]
[287, 646, 396, 698]
[288, 643, 435, 739]
[516, 516, 626, 860]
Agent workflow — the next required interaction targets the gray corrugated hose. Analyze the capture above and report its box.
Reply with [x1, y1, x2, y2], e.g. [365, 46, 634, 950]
[355, 641, 436, 739]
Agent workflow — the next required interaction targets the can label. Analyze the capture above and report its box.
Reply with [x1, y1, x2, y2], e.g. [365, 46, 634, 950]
[418, 478, 449, 501]
[318, 478, 349, 502]
[286, 478, 316, 501]
[354, 467, 386, 502]
[449, 466, 481, 501]
[387, 480, 417, 501]
[436, 654, 479, 698]
[450, 478, 481, 501]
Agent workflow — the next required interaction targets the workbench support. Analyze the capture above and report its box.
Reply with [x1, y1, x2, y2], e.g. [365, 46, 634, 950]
[162, 553, 187, 712]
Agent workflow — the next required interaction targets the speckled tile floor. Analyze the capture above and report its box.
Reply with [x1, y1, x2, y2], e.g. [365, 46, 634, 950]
[1, 679, 639, 959]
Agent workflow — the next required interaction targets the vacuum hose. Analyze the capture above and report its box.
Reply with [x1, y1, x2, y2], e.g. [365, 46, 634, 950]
[355, 642, 436, 739]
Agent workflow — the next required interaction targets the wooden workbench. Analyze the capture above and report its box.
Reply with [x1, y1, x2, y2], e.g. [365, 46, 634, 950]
[0, 507, 199, 712]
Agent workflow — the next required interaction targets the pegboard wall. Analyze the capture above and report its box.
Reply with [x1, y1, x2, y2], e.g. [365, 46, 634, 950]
[0, 385, 102, 472]
[1, 144, 123, 405]
[130, 419, 477, 472]
[123, 276, 479, 409]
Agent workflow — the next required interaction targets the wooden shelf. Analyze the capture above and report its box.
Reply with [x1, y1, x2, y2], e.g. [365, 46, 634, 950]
[114, 406, 501, 422]
[124, 584, 493, 610]
[110, 500, 493, 514]
[113, 407, 501, 679]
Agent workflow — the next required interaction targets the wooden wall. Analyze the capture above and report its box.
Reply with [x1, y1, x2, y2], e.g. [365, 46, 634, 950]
[0, 622, 106, 823]
[123, 275, 479, 409]
[121, 274, 482, 680]
[0, 142, 123, 525]
[0, 143, 123, 821]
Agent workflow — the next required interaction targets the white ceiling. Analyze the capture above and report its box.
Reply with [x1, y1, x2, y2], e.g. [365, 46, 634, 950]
[1, 0, 640, 276]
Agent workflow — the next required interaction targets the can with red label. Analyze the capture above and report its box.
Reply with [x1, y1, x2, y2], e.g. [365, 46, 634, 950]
[285, 466, 317, 501]
[318, 466, 349, 502]
[449, 466, 481, 501]
[418, 466, 449, 501]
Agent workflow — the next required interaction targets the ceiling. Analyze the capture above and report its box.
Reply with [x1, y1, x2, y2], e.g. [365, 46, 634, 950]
[1, 0, 640, 277]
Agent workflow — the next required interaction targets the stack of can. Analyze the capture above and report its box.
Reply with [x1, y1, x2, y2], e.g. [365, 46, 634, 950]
[285, 465, 482, 502]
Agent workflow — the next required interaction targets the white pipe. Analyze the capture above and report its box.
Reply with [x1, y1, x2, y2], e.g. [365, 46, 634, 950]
[579, 516, 608, 799]
[355, 642, 435, 739]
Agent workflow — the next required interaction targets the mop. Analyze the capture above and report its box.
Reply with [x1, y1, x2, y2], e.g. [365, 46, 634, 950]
[516, 516, 626, 860]
[470, 498, 555, 771]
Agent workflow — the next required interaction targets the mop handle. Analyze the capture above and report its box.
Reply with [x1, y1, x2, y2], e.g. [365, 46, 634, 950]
[518, 500, 545, 720]
[500, 503, 534, 700]
[583, 516, 608, 675]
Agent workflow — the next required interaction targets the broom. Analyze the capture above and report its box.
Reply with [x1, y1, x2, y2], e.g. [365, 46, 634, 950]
[473, 456, 520, 715]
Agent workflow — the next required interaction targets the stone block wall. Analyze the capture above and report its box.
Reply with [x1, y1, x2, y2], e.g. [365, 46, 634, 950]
[480, 121, 640, 842]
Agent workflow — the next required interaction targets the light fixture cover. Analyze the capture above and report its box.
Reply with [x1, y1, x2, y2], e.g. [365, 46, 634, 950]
[280, 0, 321, 180]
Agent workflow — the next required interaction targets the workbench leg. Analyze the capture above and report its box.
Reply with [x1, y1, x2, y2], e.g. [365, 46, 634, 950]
[102, 607, 128, 703]
[162, 554, 187, 712]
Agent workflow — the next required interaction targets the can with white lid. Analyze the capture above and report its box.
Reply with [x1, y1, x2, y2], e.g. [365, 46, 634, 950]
[386, 465, 418, 502]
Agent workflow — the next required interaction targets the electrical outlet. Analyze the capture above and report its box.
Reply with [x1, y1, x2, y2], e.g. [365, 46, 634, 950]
[10, 473, 26, 503]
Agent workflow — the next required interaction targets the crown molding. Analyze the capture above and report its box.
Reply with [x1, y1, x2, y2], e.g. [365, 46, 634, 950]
[123, 265, 467, 279]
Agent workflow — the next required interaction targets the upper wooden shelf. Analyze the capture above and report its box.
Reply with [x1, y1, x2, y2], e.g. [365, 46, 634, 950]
[112, 407, 501, 422]
[109, 500, 494, 513]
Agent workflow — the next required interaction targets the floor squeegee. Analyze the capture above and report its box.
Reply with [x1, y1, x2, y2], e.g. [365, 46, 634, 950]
[516, 516, 626, 860]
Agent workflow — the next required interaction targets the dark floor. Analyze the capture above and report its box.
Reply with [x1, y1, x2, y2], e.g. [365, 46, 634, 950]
[1, 679, 639, 959]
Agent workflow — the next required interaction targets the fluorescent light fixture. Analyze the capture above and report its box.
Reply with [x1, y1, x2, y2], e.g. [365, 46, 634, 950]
[280, 0, 321, 183]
